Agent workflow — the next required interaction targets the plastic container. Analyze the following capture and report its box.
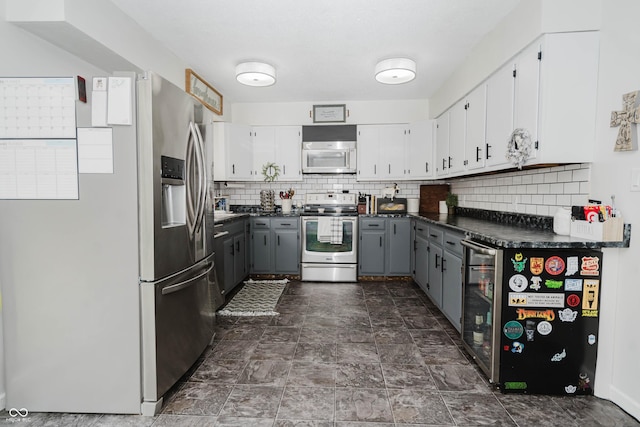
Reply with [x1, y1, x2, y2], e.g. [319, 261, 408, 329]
[553, 207, 571, 235]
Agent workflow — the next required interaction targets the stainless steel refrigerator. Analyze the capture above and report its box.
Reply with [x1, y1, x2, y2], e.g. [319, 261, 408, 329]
[0, 71, 220, 414]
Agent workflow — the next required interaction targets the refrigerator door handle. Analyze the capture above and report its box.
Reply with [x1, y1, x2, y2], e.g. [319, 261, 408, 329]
[461, 239, 497, 256]
[192, 123, 207, 234]
[161, 262, 214, 295]
[185, 123, 197, 236]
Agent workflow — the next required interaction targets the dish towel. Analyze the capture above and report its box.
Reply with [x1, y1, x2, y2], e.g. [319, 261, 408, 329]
[330, 217, 343, 244]
[317, 217, 332, 243]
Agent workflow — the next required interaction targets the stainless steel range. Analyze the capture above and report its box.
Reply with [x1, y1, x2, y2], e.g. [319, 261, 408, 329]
[301, 192, 358, 282]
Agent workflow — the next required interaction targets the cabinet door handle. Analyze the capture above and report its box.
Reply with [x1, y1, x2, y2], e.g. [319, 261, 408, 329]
[435, 254, 440, 269]
[379, 236, 383, 247]
[446, 240, 455, 245]
[232, 164, 235, 174]
[369, 224, 380, 227]
[442, 257, 447, 272]
[476, 146, 481, 162]
[486, 143, 492, 159]
[442, 158, 446, 170]
[393, 223, 397, 234]
[280, 223, 291, 226]
[425, 162, 429, 173]
[283, 165, 286, 175]
[388, 164, 391, 174]
[263, 235, 267, 245]
[417, 227, 424, 232]
[448, 156, 452, 169]
[374, 164, 377, 174]
[236, 241, 240, 252]
[277, 235, 280, 246]
[430, 234, 438, 238]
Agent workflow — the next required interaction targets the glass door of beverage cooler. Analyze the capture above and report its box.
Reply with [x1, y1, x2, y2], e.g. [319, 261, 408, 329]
[461, 240, 503, 384]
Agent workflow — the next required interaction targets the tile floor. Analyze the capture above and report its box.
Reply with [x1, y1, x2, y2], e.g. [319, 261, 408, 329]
[1, 280, 638, 426]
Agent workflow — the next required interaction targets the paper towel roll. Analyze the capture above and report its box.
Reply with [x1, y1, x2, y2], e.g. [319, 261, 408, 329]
[439, 200, 448, 214]
[407, 198, 419, 213]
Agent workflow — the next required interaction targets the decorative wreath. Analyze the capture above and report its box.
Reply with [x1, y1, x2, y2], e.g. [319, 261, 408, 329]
[261, 162, 280, 182]
[506, 128, 533, 169]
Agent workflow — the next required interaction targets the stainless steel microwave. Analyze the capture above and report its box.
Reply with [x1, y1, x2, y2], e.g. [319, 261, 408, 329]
[301, 125, 357, 174]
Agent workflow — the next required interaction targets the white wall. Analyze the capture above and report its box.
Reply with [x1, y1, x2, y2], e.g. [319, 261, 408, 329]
[232, 99, 429, 126]
[0, 0, 107, 409]
[589, 0, 640, 419]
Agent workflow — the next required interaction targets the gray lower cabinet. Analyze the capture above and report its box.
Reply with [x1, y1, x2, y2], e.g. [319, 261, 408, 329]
[250, 217, 300, 274]
[412, 218, 464, 332]
[412, 220, 429, 294]
[359, 218, 386, 275]
[427, 227, 444, 307]
[250, 218, 272, 273]
[272, 218, 300, 274]
[388, 218, 411, 274]
[359, 217, 411, 276]
[216, 218, 249, 296]
[442, 230, 464, 332]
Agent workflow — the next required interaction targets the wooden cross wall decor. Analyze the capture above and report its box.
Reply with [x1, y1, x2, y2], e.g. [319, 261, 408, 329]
[610, 90, 640, 151]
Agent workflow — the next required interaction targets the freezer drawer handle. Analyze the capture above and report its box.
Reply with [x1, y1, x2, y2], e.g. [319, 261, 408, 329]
[161, 262, 214, 295]
[214, 231, 230, 239]
[461, 239, 497, 256]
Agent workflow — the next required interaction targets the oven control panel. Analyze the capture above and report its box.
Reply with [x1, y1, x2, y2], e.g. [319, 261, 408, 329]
[305, 192, 356, 205]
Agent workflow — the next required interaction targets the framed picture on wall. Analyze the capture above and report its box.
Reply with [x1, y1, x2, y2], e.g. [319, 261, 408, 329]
[185, 69, 223, 115]
[313, 104, 346, 123]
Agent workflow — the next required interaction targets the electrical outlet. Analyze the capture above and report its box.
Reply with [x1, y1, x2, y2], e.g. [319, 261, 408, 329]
[632, 168, 640, 192]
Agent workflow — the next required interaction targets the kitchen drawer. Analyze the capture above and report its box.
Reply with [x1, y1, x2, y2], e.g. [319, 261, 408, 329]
[414, 220, 430, 239]
[443, 231, 464, 256]
[360, 218, 386, 230]
[251, 218, 271, 229]
[427, 227, 444, 245]
[271, 218, 299, 229]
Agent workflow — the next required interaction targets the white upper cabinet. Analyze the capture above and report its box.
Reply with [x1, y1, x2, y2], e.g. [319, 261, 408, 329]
[434, 30, 599, 177]
[252, 126, 276, 180]
[513, 40, 541, 163]
[406, 120, 435, 180]
[213, 122, 253, 181]
[448, 98, 467, 175]
[534, 31, 599, 164]
[464, 84, 487, 171]
[357, 124, 407, 181]
[435, 112, 450, 177]
[485, 62, 515, 170]
[356, 125, 381, 180]
[274, 126, 302, 181]
[213, 124, 302, 182]
[378, 124, 407, 179]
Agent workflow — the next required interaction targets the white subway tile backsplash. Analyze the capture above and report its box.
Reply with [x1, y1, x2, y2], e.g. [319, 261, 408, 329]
[573, 168, 590, 182]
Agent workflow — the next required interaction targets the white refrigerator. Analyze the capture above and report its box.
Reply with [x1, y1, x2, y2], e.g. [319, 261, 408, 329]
[0, 71, 220, 414]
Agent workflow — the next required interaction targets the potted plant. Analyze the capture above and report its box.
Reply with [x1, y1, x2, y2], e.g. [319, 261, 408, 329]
[445, 192, 458, 215]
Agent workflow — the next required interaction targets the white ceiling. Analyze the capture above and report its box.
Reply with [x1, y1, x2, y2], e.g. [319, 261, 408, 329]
[109, 0, 520, 104]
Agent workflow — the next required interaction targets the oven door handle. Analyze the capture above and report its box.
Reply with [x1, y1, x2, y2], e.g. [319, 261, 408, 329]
[461, 239, 497, 256]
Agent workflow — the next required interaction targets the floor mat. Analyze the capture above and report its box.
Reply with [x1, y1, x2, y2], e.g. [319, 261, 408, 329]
[216, 279, 288, 316]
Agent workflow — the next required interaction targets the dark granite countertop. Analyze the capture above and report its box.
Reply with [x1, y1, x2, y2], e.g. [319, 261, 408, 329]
[409, 211, 631, 249]
[213, 212, 250, 225]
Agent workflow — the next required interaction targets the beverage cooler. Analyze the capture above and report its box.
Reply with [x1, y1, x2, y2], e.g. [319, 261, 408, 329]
[461, 240, 603, 395]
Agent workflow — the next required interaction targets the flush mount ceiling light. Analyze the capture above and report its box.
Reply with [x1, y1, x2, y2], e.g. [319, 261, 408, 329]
[375, 58, 416, 84]
[236, 62, 276, 87]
